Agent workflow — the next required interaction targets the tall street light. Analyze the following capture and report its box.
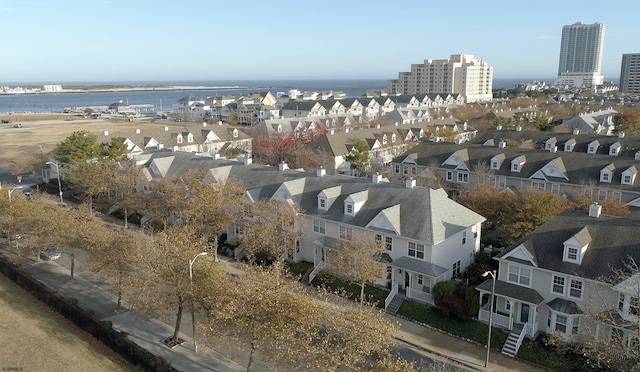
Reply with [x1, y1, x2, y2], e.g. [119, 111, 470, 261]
[189, 252, 208, 353]
[482, 270, 497, 370]
[8, 186, 20, 204]
[46, 161, 63, 204]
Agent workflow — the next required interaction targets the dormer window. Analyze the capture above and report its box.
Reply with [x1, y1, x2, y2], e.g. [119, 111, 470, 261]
[588, 141, 599, 154]
[345, 202, 354, 215]
[512, 163, 520, 172]
[233, 129, 238, 138]
[491, 160, 499, 169]
[600, 164, 615, 183]
[564, 139, 576, 152]
[382, 135, 387, 145]
[177, 136, 183, 144]
[318, 197, 327, 210]
[511, 156, 525, 173]
[277, 125, 282, 133]
[391, 133, 396, 143]
[567, 247, 578, 261]
[623, 174, 633, 184]
[187, 134, 194, 143]
[610, 142, 621, 156]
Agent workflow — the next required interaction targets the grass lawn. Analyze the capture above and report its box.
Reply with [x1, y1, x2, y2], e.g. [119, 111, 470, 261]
[311, 274, 389, 308]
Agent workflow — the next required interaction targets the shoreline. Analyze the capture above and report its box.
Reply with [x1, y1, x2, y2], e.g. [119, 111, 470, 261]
[0, 85, 245, 95]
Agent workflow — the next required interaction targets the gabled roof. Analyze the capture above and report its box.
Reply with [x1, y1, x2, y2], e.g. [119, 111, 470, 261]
[496, 209, 640, 280]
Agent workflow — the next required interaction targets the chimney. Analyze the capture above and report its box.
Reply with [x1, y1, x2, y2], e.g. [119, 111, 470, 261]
[573, 128, 580, 135]
[635, 151, 640, 160]
[164, 126, 169, 131]
[496, 125, 502, 131]
[550, 145, 557, 153]
[372, 173, 382, 184]
[405, 177, 416, 189]
[135, 128, 140, 134]
[317, 166, 326, 177]
[449, 115, 453, 119]
[218, 120, 223, 125]
[589, 202, 602, 218]
[395, 122, 399, 126]
[203, 122, 207, 127]
[329, 129, 335, 135]
[375, 124, 380, 129]
[278, 161, 289, 171]
[463, 122, 468, 130]
[345, 128, 350, 133]
[213, 153, 220, 160]
[516, 125, 522, 132]
[243, 156, 252, 165]
[618, 131, 625, 138]
[498, 140, 507, 149]
[103, 130, 109, 136]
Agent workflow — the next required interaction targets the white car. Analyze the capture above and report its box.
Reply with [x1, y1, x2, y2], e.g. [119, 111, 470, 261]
[40, 251, 62, 261]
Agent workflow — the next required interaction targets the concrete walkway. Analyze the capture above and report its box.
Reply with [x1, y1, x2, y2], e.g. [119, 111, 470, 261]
[1, 241, 548, 372]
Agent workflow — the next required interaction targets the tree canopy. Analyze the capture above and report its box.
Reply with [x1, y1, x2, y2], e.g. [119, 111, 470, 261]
[343, 141, 370, 176]
[51, 131, 126, 164]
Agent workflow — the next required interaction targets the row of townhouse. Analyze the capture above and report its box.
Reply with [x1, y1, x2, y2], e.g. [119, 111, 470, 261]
[173, 92, 465, 127]
[136, 149, 485, 310]
[306, 117, 477, 175]
[97, 122, 253, 159]
[391, 128, 640, 206]
[476, 203, 640, 358]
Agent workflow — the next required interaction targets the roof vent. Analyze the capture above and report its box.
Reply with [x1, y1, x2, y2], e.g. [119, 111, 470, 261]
[372, 173, 382, 184]
[278, 161, 289, 171]
[213, 153, 220, 160]
[496, 125, 502, 131]
[515, 125, 522, 132]
[135, 128, 140, 134]
[164, 126, 169, 131]
[498, 140, 506, 149]
[589, 202, 602, 218]
[405, 177, 416, 189]
[103, 130, 109, 136]
[618, 131, 625, 138]
[573, 128, 580, 135]
[317, 166, 326, 177]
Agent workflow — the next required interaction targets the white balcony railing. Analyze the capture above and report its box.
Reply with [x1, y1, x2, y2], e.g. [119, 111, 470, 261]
[479, 308, 513, 330]
[406, 287, 434, 305]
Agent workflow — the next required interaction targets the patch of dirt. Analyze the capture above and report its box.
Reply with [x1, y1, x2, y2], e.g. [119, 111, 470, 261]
[0, 273, 135, 371]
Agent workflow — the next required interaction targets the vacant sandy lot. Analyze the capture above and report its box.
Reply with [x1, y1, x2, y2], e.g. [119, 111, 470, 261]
[0, 113, 179, 169]
[0, 273, 130, 371]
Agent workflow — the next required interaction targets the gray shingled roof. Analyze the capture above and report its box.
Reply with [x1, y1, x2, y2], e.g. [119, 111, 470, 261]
[390, 256, 448, 277]
[496, 209, 640, 280]
[477, 279, 545, 305]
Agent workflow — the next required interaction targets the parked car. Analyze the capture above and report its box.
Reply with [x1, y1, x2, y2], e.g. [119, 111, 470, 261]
[40, 251, 62, 261]
[13, 123, 22, 128]
[1, 119, 9, 124]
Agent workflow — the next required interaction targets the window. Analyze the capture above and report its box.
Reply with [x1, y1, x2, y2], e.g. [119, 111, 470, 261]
[319, 198, 326, 209]
[512, 163, 520, 172]
[177, 136, 183, 144]
[631, 296, 639, 315]
[506, 300, 511, 312]
[385, 236, 393, 251]
[313, 219, 325, 234]
[446, 171, 453, 181]
[375, 234, 382, 243]
[588, 145, 596, 154]
[623, 174, 633, 184]
[345, 203, 354, 215]
[551, 184, 560, 194]
[452, 260, 461, 276]
[394, 164, 400, 174]
[555, 315, 568, 333]
[491, 160, 499, 169]
[408, 242, 425, 259]
[569, 279, 583, 299]
[457, 172, 468, 183]
[601, 172, 610, 182]
[532, 181, 545, 190]
[508, 265, 531, 286]
[462, 231, 467, 244]
[386, 266, 392, 280]
[498, 177, 506, 189]
[572, 317, 580, 335]
[552, 275, 566, 294]
[339, 225, 353, 240]
[619, 293, 625, 312]
[567, 247, 578, 261]
[417, 274, 424, 285]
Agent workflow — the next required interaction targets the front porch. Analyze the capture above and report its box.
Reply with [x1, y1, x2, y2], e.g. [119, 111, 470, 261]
[384, 256, 449, 309]
[476, 279, 545, 339]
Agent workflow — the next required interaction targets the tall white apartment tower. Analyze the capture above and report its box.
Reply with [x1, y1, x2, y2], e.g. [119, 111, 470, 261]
[619, 53, 640, 94]
[386, 54, 493, 102]
[555, 22, 605, 88]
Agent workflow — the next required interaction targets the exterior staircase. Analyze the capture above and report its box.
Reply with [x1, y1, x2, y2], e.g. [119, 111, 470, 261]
[385, 293, 405, 315]
[502, 323, 525, 357]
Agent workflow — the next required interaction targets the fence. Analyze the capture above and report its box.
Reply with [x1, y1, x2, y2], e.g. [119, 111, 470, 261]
[0, 255, 179, 372]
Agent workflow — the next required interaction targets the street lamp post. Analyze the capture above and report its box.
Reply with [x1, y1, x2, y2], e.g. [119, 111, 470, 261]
[46, 161, 63, 204]
[189, 252, 208, 353]
[482, 270, 497, 370]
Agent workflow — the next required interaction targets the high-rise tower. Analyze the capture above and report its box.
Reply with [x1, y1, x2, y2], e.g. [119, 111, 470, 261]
[555, 22, 605, 88]
[620, 53, 640, 94]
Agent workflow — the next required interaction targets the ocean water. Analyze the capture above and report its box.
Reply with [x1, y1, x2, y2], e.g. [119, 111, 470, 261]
[0, 78, 553, 113]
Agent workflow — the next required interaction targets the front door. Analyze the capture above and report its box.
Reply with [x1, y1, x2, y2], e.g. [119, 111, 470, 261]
[405, 271, 410, 289]
[520, 303, 530, 324]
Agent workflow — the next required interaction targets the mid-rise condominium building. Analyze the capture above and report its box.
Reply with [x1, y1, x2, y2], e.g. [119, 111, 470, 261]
[555, 22, 605, 88]
[386, 54, 493, 103]
[619, 53, 640, 94]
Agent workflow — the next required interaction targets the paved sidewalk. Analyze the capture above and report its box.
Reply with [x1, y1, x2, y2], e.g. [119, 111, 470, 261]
[3, 242, 548, 372]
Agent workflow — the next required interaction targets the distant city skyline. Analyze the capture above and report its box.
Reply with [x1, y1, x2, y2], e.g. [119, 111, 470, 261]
[1, 0, 639, 83]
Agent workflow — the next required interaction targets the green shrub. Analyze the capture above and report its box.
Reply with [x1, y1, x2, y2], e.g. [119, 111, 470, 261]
[432, 280, 455, 306]
[311, 274, 389, 308]
[286, 261, 314, 278]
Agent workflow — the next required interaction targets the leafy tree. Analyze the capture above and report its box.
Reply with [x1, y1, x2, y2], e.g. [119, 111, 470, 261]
[501, 189, 570, 240]
[51, 131, 126, 164]
[343, 140, 370, 176]
[322, 232, 385, 305]
[107, 161, 143, 229]
[63, 161, 113, 215]
[129, 224, 226, 345]
[238, 199, 305, 264]
[613, 112, 637, 134]
[137, 175, 188, 231]
[457, 183, 514, 231]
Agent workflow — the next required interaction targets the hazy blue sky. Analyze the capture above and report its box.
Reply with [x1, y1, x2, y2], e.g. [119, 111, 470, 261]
[1, 0, 638, 83]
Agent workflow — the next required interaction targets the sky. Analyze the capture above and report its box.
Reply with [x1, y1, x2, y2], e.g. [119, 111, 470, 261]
[1, 0, 639, 83]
